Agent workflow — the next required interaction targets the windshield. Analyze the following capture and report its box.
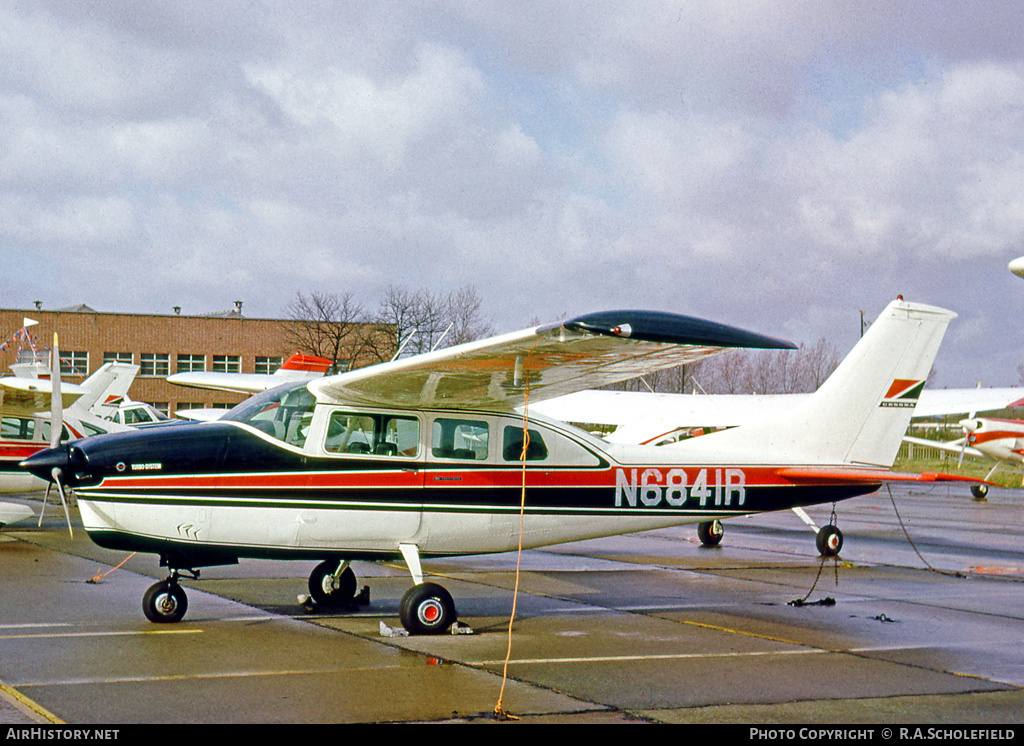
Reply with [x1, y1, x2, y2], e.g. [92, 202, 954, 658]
[221, 381, 316, 447]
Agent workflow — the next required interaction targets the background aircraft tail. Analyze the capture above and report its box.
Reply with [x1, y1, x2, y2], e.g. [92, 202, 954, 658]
[685, 298, 956, 467]
[75, 362, 140, 414]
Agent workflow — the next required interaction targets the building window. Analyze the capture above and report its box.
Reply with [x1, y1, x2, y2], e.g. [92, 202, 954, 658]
[212, 355, 241, 373]
[103, 352, 134, 364]
[255, 356, 283, 375]
[60, 351, 88, 376]
[140, 353, 170, 377]
[176, 354, 205, 373]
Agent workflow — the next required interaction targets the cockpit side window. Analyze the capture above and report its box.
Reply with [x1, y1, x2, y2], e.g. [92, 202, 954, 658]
[223, 382, 316, 447]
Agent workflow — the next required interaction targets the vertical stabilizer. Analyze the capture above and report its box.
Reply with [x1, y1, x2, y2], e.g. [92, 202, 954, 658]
[76, 362, 141, 415]
[687, 299, 956, 467]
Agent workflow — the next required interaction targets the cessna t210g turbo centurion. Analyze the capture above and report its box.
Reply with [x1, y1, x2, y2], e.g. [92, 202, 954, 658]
[22, 299, 974, 634]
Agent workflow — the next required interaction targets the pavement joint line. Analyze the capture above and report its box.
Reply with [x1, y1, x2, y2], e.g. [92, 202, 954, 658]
[468, 642, 975, 668]
[472, 648, 827, 666]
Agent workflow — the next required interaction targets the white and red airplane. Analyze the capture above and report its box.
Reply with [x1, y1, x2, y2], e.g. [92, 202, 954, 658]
[905, 416, 1024, 499]
[1, 361, 133, 494]
[22, 298, 977, 634]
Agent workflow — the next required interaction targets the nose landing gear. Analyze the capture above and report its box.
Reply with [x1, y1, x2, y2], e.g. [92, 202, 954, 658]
[142, 570, 196, 624]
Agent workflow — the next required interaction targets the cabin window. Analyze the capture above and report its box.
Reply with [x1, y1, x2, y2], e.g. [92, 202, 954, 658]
[502, 425, 548, 462]
[39, 421, 70, 444]
[1, 417, 36, 441]
[325, 412, 420, 457]
[432, 418, 489, 460]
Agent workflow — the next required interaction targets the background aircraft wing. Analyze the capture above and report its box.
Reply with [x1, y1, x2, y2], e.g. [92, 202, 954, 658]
[0, 377, 87, 416]
[309, 310, 795, 411]
[166, 371, 289, 395]
[167, 353, 332, 395]
[913, 388, 1024, 417]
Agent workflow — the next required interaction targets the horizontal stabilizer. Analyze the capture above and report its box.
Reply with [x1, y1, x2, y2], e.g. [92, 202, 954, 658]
[777, 466, 991, 485]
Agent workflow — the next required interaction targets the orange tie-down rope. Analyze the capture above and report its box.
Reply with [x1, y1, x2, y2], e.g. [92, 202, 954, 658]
[493, 376, 530, 721]
[87, 553, 136, 584]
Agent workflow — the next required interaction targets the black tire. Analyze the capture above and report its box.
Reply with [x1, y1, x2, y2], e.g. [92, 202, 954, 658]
[816, 524, 844, 557]
[308, 561, 357, 608]
[971, 484, 989, 500]
[399, 582, 456, 635]
[697, 520, 724, 546]
[143, 579, 188, 623]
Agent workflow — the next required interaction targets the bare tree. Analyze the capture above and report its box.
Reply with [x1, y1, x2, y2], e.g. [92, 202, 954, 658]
[446, 285, 493, 346]
[605, 335, 843, 396]
[376, 284, 493, 358]
[286, 291, 389, 371]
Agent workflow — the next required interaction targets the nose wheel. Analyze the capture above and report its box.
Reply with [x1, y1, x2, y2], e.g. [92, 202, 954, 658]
[308, 560, 358, 609]
[142, 576, 189, 623]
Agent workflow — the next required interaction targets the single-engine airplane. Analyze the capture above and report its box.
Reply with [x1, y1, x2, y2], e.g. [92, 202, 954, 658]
[905, 416, 1024, 499]
[22, 299, 977, 634]
[2, 361, 132, 493]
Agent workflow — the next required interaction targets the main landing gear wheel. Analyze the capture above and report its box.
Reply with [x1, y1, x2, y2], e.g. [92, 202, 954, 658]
[816, 524, 844, 557]
[697, 520, 724, 547]
[308, 561, 357, 608]
[399, 582, 457, 635]
[143, 579, 188, 623]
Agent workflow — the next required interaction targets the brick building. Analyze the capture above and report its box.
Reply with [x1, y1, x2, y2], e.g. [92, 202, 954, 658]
[0, 303, 380, 415]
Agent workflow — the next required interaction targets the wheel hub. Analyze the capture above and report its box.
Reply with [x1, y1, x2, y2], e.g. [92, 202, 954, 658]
[418, 599, 443, 625]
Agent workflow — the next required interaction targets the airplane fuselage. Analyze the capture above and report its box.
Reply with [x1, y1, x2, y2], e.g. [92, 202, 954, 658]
[45, 388, 878, 570]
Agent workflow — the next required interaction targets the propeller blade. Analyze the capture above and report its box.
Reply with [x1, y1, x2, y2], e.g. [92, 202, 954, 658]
[957, 413, 979, 469]
[50, 332, 62, 449]
[51, 467, 73, 539]
[44, 332, 73, 537]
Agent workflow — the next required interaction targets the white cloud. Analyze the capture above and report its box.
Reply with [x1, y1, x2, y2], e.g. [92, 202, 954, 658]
[5, 3, 1024, 383]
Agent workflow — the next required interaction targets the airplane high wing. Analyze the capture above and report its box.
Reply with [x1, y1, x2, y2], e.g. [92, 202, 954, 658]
[168, 352, 332, 395]
[0, 376, 87, 416]
[21, 299, 976, 634]
[309, 310, 797, 410]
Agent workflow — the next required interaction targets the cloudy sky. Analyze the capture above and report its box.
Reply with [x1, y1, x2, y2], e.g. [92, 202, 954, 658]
[4, 1, 1024, 387]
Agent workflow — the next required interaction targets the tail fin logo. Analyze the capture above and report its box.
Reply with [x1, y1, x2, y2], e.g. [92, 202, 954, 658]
[880, 379, 925, 408]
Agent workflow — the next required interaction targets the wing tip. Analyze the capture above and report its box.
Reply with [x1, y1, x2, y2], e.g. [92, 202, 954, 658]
[562, 310, 796, 350]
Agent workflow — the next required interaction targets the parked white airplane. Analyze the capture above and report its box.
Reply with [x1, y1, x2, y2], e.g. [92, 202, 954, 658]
[1, 358, 131, 493]
[905, 416, 1024, 499]
[22, 299, 980, 632]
